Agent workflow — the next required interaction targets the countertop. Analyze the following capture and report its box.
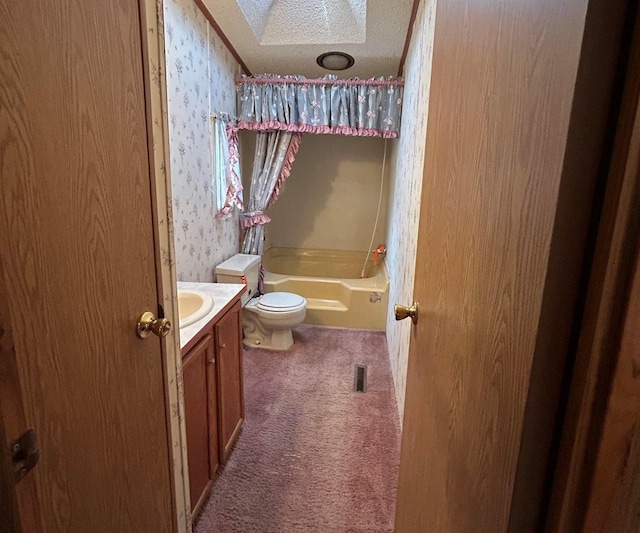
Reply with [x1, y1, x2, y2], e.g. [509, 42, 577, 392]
[177, 281, 246, 350]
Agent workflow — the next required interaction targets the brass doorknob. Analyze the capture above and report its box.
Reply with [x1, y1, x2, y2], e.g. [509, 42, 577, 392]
[137, 311, 172, 339]
[394, 302, 418, 325]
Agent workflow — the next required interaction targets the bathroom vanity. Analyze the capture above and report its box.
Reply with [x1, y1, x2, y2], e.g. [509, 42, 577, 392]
[178, 282, 246, 519]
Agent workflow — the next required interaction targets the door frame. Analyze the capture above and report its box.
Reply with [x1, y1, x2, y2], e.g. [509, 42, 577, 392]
[545, 3, 640, 530]
[139, 1, 191, 531]
[0, 259, 42, 532]
[149, 0, 640, 529]
[0, 410, 20, 533]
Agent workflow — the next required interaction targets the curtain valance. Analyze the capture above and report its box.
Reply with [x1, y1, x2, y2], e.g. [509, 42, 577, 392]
[236, 74, 404, 139]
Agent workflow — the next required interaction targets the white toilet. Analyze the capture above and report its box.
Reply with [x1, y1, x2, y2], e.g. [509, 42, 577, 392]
[215, 253, 307, 350]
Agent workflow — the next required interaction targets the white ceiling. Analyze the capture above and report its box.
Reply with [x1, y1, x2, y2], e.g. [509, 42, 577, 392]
[200, 0, 414, 78]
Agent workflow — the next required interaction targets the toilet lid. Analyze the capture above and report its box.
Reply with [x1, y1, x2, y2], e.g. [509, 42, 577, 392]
[257, 292, 305, 311]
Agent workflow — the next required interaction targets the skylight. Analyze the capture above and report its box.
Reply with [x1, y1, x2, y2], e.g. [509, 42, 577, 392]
[236, 0, 366, 45]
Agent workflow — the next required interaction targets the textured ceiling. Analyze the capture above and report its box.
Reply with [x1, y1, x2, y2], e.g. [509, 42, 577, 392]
[200, 0, 414, 78]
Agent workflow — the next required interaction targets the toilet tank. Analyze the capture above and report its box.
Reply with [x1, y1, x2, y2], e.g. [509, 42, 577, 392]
[215, 253, 261, 306]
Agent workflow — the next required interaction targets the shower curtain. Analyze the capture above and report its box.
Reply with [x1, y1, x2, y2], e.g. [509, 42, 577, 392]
[240, 130, 302, 256]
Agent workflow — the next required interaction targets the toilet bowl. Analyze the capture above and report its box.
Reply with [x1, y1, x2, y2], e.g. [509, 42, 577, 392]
[242, 292, 307, 350]
[215, 253, 307, 351]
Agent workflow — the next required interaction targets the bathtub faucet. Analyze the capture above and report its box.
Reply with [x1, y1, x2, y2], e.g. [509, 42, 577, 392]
[373, 244, 387, 266]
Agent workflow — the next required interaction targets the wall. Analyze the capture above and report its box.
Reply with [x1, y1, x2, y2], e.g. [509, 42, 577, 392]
[164, 0, 240, 281]
[240, 133, 389, 252]
[384, 0, 437, 423]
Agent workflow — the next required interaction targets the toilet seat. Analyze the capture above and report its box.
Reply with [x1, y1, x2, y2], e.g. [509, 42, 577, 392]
[256, 292, 305, 312]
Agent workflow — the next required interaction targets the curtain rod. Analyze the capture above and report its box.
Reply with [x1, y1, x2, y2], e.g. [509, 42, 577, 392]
[236, 76, 404, 88]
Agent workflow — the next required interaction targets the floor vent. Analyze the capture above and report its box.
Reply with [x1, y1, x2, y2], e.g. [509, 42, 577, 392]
[354, 364, 367, 393]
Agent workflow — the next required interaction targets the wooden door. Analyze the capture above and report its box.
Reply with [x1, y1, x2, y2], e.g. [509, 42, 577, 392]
[395, 0, 595, 531]
[216, 302, 244, 461]
[182, 335, 217, 517]
[0, 1, 173, 531]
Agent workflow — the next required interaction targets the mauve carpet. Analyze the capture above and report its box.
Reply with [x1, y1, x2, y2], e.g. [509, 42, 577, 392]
[194, 325, 401, 533]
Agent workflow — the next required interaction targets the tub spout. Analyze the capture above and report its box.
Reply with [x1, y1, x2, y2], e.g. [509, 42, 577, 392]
[373, 244, 387, 266]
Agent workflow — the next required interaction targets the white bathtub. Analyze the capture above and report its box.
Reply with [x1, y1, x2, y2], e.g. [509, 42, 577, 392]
[262, 247, 389, 330]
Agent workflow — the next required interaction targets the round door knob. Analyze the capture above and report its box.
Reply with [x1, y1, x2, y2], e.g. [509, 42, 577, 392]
[394, 302, 419, 325]
[137, 311, 172, 339]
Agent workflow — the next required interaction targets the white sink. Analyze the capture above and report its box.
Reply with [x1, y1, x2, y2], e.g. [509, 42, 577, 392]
[177, 290, 214, 328]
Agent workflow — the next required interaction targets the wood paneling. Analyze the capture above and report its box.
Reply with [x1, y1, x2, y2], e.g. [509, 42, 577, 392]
[216, 302, 244, 461]
[395, 0, 590, 531]
[0, 0, 172, 530]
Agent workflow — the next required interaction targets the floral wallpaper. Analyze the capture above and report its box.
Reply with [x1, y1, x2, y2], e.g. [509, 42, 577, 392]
[385, 0, 437, 425]
[164, 0, 241, 282]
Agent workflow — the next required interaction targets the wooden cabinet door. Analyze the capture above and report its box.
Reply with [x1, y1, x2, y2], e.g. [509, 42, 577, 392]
[182, 335, 216, 516]
[207, 340, 220, 477]
[216, 302, 244, 461]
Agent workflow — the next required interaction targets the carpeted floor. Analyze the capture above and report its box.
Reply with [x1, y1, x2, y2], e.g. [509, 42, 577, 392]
[194, 325, 401, 533]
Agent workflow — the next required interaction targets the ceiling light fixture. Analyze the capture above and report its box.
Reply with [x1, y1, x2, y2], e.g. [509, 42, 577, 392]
[316, 51, 355, 71]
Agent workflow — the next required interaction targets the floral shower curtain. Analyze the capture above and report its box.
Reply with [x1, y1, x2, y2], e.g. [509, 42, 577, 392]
[240, 130, 302, 255]
[237, 74, 403, 138]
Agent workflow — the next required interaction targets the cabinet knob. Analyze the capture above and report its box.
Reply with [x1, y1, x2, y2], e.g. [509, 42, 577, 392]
[208, 358, 215, 365]
[219, 342, 226, 350]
